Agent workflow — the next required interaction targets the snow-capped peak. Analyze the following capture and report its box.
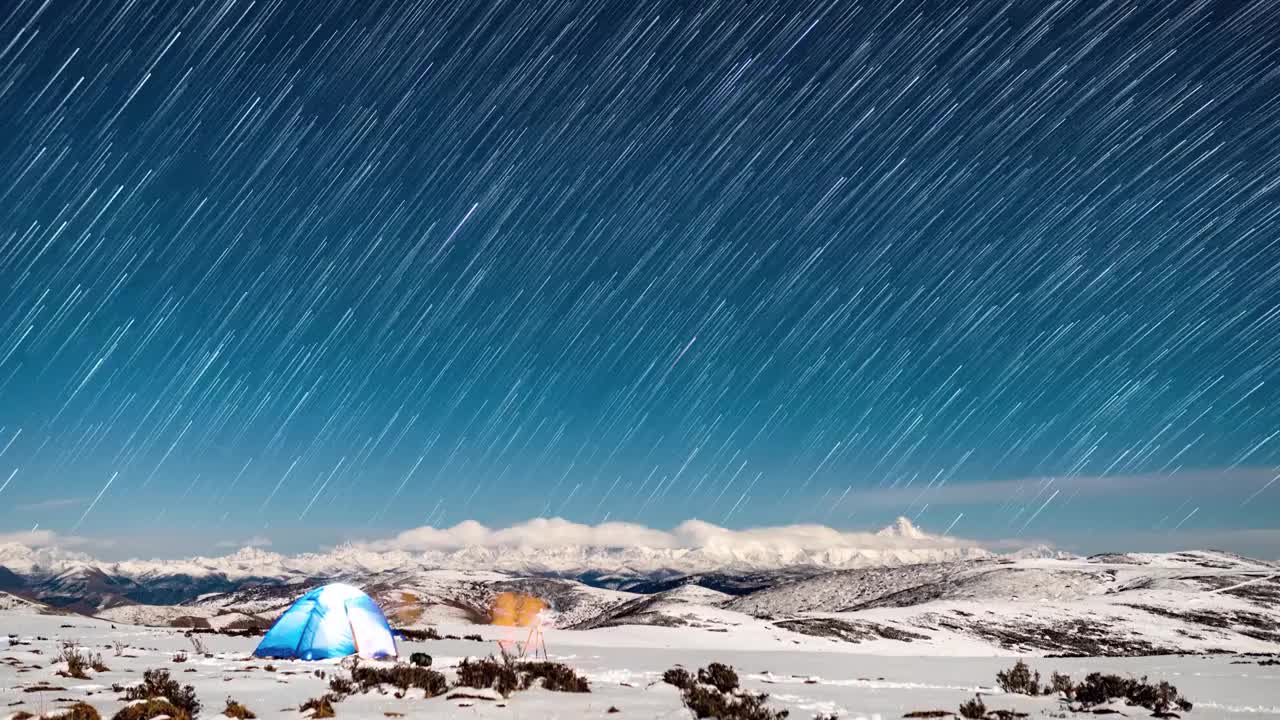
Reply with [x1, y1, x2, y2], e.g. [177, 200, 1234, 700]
[876, 516, 927, 540]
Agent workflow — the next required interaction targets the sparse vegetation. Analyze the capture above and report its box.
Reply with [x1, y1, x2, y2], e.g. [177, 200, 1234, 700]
[328, 675, 354, 696]
[395, 627, 440, 641]
[455, 656, 520, 697]
[172, 651, 188, 664]
[121, 668, 201, 719]
[903, 712, 952, 718]
[346, 658, 448, 698]
[463, 634, 483, 642]
[990, 661, 1192, 716]
[958, 695, 985, 719]
[113, 641, 126, 657]
[995, 660, 1040, 695]
[662, 667, 694, 690]
[1048, 671, 1074, 697]
[408, 652, 431, 668]
[666, 664, 787, 720]
[1073, 672, 1192, 715]
[222, 698, 256, 719]
[515, 660, 590, 692]
[697, 662, 739, 693]
[112, 699, 189, 720]
[57, 643, 90, 680]
[299, 695, 336, 718]
[55, 703, 103, 720]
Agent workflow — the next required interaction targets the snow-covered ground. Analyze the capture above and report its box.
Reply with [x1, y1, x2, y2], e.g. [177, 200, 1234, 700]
[2, 612, 1277, 719]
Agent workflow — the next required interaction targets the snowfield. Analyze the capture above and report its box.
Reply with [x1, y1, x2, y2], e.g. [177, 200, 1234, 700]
[1, 612, 1278, 719]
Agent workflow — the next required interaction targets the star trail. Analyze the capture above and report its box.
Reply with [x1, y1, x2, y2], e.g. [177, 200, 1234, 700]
[1, 0, 1278, 553]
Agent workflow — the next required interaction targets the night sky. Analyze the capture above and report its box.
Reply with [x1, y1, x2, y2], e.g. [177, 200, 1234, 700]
[1, 0, 1278, 556]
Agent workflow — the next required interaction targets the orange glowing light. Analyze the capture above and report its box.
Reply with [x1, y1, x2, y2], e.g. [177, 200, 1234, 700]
[491, 591, 548, 627]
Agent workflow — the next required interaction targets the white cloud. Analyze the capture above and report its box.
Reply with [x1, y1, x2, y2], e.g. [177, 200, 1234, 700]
[215, 535, 272, 549]
[0, 529, 94, 548]
[363, 516, 976, 553]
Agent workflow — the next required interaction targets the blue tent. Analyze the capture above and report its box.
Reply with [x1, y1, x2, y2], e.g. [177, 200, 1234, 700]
[254, 583, 398, 660]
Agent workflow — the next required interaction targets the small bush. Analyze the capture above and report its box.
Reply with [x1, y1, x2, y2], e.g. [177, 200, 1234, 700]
[299, 695, 336, 718]
[57, 703, 103, 720]
[516, 661, 590, 692]
[455, 656, 520, 697]
[263, 664, 276, 673]
[112, 699, 188, 720]
[662, 667, 694, 690]
[172, 651, 188, 664]
[463, 634, 483, 642]
[408, 652, 432, 668]
[113, 641, 126, 657]
[223, 698, 256, 719]
[395, 628, 440, 641]
[58, 644, 89, 680]
[1047, 671, 1073, 697]
[348, 660, 447, 698]
[1073, 672, 1191, 714]
[996, 660, 1040, 695]
[90, 653, 110, 673]
[958, 695, 986, 719]
[698, 663, 740, 693]
[328, 675, 354, 696]
[681, 684, 787, 720]
[121, 669, 201, 719]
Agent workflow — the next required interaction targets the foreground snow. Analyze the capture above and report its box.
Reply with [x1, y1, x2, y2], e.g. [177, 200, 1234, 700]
[2, 613, 1277, 719]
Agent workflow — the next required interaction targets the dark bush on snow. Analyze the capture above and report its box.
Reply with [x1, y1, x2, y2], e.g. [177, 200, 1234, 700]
[57, 703, 102, 720]
[697, 662, 740, 694]
[958, 695, 986, 719]
[222, 698, 256, 719]
[409, 652, 432, 667]
[662, 667, 694, 690]
[455, 656, 520, 697]
[328, 675, 354, 696]
[1048, 671, 1074, 697]
[515, 660, 590, 692]
[120, 669, 200, 719]
[1073, 672, 1192, 714]
[299, 695, 337, 718]
[112, 699, 189, 720]
[682, 684, 788, 720]
[395, 627, 440, 641]
[347, 659, 447, 698]
[996, 660, 1040, 695]
[664, 663, 785, 720]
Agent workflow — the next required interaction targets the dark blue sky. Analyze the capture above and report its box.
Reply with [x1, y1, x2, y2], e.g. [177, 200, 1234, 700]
[1, 0, 1278, 557]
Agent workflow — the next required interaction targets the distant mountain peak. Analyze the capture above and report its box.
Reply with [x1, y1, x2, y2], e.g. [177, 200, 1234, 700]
[876, 516, 926, 540]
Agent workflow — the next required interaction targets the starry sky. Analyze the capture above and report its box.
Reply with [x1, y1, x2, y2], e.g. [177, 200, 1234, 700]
[1, 0, 1278, 558]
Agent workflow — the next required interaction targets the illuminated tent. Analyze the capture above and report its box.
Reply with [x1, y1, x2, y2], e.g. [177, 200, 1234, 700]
[254, 583, 398, 661]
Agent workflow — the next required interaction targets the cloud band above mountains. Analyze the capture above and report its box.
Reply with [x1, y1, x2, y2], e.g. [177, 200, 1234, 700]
[361, 516, 973, 553]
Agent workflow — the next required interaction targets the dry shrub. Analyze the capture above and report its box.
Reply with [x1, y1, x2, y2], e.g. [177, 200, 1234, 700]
[111, 699, 188, 720]
[347, 660, 447, 698]
[697, 663, 739, 693]
[455, 656, 520, 697]
[57, 643, 90, 680]
[299, 695, 336, 718]
[120, 668, 201, 719]
[514, 660, 590, 692]
[681, 685, 787, 720]
[662, 667, 693, 690]
[958, 695, 986, 719]
[223, 698, 256, 719]
[1073, 672, 1192, 714]
[395, 628, 440, 641]
[995, 660, 1040, 695]
[328, 675, 354, 696]
[53, 703, 102, 720]
[172, 651, 188, 664]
